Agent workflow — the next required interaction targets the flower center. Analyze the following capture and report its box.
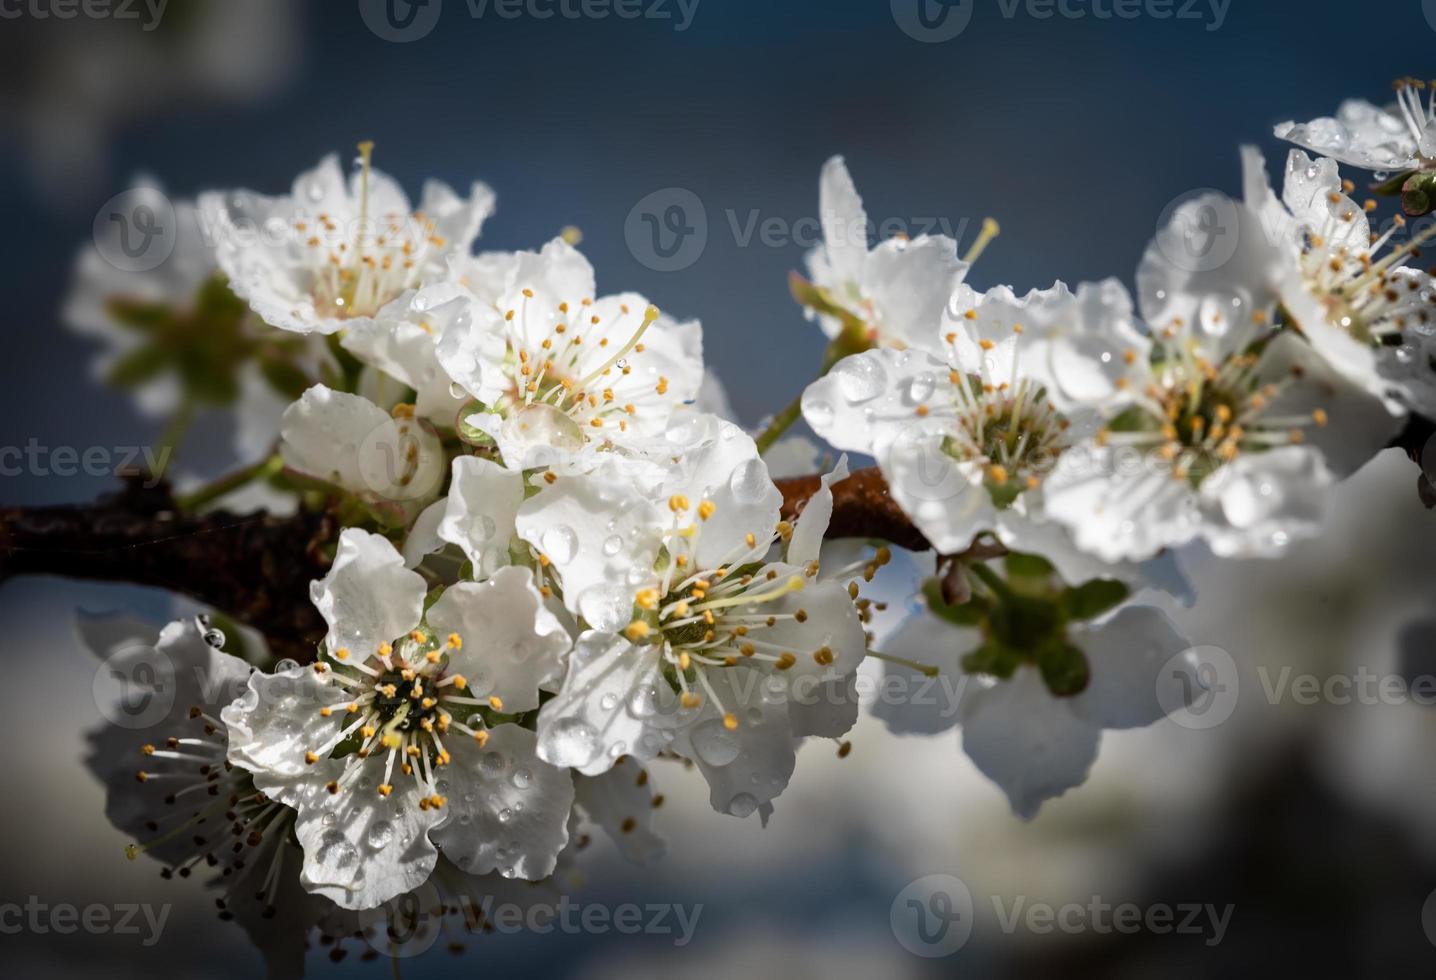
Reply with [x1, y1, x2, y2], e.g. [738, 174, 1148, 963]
[1393, 77, 1436, 159]
[294, 142, 445, 320]
[935, 329, 1072, 506]
[313, 629, 500, 808]
[499, 294, 663, 437]
[1295, 189, 1436, 345]
[1099, 343, 1327, 486]
[619, 496, 885, 729]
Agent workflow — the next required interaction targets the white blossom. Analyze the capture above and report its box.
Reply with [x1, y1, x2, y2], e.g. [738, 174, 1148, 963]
[222, 530, 574, 909]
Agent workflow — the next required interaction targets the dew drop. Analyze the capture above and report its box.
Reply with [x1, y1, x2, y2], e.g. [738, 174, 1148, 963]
[728, 458, 771, 504]
[541, 525, 578, 564]
[905, 373, 936, 405]
[833, 356, 887, 403]
[315, 831, 359, 873]
[727, 793, 759, 818]
[804, 398, 834, 428]
[538, 717, 601, 767]
[365, 821, 395, 849]
[690, 718, 742, 767]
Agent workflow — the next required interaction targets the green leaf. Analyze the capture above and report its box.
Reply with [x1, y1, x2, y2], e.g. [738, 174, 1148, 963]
[258, 353, 314, 400]
[1371, 169, 1417, 196]
[962, 642, 1021, 680]
[1037, 641, 1091, 697]
[1060, 579, 1130, 622]
[922, 578, 985, 626]
[105, 298, 176, 334]
[107, 344, 171, 387]
[1004, 552, 1055, 581]
[1105, 404, 1151, 433]
[1402, 172, 1435, 217]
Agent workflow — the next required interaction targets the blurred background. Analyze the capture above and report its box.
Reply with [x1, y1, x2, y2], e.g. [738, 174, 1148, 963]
[3, 0, 1436, 976]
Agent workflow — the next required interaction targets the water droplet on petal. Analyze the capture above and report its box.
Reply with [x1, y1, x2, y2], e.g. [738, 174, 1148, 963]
[690, 718, 742, 767]
[365, 821, 394, 849]
[315, 830, 359, 873]
[728, 458, 771, 504]
[538, 717, 601, 768]
[728, 793, 759, 818]
[833, 356, 887, 403]
[541, 525, 578, 564]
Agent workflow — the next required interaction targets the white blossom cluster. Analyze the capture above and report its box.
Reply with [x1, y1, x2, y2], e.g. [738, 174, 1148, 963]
[71, 78, 1436, 967]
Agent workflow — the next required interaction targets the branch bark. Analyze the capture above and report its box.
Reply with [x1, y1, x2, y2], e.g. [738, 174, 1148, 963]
[0, 476, 335, 660]
[7, 426, 1432, 660]
[0, 467, 925, 661]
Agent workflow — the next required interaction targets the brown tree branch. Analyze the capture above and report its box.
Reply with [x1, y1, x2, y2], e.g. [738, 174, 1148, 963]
[0, 476, 335, 661]
[0, 468, 926, 660]
[8, 425, 1434, 661]
[776, 468, 931, 552]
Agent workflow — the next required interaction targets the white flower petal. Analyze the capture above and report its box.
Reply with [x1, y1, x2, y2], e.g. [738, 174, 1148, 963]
[1274, 99, 1425, 172]
[437, 455, 524, 577]
[291, 751, 443, 910]
[859, 234, 968, 351]
[1069, 605, 1192, 730]
[535, 632, 679, 776]
[1043, 446, 1202, 562]
[574, 756, 667, 865]
[669, 665, 797, 817]
[402, 497, 448, 568]
[514, 462, 665, 625]
[1196, 445, 1333, 558]
[786, 454, 848, 568]
[430, 724, 574, 880]
[870, 612, 975, 736]
[810, 155, 869, 292]
[425, 566, 571, 715]
[959, 668, 1101, 820]
[309, 529, 427, 658]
